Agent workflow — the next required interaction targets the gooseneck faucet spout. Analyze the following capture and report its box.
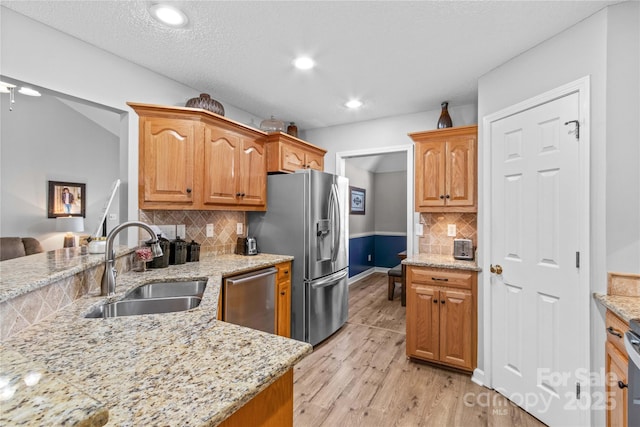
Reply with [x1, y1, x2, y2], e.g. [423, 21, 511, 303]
[101, 221, 163, 296]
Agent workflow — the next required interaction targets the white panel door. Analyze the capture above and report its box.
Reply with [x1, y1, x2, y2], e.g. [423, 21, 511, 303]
[490, 92, 585, 425]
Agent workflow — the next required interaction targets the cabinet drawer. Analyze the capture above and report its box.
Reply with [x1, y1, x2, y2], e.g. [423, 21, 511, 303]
[275, 262, 291, 282]
[606, 310, 629, 357]
[409, 266, 473, 290]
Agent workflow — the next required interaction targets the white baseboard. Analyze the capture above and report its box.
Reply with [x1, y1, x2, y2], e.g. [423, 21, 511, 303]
[471, 368, 488, 388]
[348, 268, 375, 284]
[348, 267, 393, 285]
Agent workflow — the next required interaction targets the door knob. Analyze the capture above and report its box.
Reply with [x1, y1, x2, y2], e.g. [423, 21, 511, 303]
[490, 264, 503, 275]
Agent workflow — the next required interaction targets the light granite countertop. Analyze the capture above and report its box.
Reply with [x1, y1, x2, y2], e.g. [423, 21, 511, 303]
[402, 253, 481, 272]
[593, 293, 640, 323]
[0, 246, 134, 303]
[1, 253, 312, 426]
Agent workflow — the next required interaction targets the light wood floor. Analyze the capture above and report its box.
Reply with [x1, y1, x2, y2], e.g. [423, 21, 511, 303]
[293, 273, 547, 427]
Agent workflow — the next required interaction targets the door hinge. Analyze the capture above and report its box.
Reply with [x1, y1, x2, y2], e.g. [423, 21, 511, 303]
[576, 252, 580, 268]
[564, 120, 580, 141]
[576, 382, 581, 399]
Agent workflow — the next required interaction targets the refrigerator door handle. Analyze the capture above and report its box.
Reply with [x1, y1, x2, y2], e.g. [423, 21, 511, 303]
[310, 270, 348, 289]
[330, 183, 341, 262]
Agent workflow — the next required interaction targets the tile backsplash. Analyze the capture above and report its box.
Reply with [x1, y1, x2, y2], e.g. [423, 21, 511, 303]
[418, 212, 477, 256]
[139, 210, 245, 254]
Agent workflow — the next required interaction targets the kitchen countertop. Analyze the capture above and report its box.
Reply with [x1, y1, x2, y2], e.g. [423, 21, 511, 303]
[594, 293, 640, 323]
[402, 253, 481, 272]
[1, 253, 312, 426]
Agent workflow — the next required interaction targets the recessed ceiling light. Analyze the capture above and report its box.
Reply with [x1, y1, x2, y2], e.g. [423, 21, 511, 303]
[345, 99, 363, 109]
[293, 56, 315, 70]
[18, 87, 41, 97]
[149, 4, 189, 28]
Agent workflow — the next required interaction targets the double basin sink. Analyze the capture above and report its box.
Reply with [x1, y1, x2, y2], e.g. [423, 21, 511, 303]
[84, 280, 207, 318]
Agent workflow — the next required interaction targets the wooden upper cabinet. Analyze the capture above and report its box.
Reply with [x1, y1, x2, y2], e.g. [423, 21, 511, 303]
[265, 133, 326, 173]
[130, 102, 267, 211]
[410, 125, 477, 212]
[139, 117, 198, 208]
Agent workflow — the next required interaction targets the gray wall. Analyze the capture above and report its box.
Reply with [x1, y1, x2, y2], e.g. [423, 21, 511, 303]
[0, 93, 120, 250]
[345, 163, 375, 237]
[374, 171, 407, 234]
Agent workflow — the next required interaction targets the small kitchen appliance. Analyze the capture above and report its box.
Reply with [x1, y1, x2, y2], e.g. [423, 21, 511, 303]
[453, 238, 474, 260]
[236, 237, 258, 256]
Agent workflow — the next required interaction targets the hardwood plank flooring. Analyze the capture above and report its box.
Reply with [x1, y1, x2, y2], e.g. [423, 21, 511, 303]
[293, 273, 547, 427]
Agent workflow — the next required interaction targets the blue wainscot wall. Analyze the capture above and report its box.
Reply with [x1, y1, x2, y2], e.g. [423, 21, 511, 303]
[349, 234, 406, 277]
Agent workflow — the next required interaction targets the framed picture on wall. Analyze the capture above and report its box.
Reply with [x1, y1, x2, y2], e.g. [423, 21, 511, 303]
[48, 180, 86, 218]
[349, 186, 366, 215]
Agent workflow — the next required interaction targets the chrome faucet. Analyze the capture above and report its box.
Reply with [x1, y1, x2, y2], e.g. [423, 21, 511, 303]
[101, 221, 163, 296]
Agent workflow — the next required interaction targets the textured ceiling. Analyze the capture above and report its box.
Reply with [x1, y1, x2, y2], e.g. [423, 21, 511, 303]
[2, 0, 619, 131]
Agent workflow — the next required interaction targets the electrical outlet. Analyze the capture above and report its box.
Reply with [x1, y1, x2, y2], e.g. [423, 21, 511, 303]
[236, 223, 243, 235]
[367, 254, 372, 262]
[415, 223, 424, 236]
[206, 224, 214, 238]
[176, 224, 186, 238]
[447, 224, 457, 237]
[108, 213, 117, 221]
[158, 225, 176, 240]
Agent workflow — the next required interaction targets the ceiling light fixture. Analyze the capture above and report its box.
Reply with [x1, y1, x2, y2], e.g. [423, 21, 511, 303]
[345, 99, 363, 109]
[0, 81, 16, 93]
[149, 4, 189, 28]
[293, 56, 315, 70]
[18, 87, 41, 97]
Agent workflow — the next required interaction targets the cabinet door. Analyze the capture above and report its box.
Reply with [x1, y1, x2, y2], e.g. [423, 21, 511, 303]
[439, 289, 473, 370]
[141, 117, 196, 205]
[305, 151, 324, 171]
[406, 284, 439, 361]
[446, 136, 476, 208]
[277, 280, 291, 338]
[281, 144, 306, 172]
[606, 341, 628, 427]
[237, 138, 266, 208]
[275, 262, 291, 338]
[415, 140, 446, 209]
[202, 126, 240, 206]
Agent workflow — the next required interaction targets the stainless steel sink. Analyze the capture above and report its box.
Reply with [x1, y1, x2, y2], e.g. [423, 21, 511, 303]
[123, 280, 207, 300]
[84, 296, 202, 318]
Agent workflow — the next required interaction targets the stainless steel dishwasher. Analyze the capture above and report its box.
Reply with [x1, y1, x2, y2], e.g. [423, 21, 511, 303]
[223, 267, 277, 334]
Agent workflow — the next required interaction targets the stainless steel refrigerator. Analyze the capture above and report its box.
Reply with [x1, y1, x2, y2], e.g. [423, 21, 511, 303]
[248, 169, 349, 346]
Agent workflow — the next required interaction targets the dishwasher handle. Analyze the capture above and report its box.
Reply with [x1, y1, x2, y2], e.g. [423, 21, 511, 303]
[226, 267, 277, 286]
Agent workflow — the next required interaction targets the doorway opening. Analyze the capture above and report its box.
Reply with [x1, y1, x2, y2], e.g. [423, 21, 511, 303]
[336, 145, 414, 282]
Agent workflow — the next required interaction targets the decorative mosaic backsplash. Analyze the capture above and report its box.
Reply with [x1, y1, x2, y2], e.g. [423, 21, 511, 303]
[139, 210, 245, 255]
[418, 212, 477, 256]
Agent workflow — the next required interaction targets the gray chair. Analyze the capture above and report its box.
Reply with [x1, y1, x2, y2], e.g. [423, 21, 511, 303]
[0, 237, 44, 261]
[388, 264, 403, 300]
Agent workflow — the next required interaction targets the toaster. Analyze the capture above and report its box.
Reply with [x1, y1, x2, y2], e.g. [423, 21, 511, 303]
[453, 238, 474, 260]
[236, 237, 258, 256]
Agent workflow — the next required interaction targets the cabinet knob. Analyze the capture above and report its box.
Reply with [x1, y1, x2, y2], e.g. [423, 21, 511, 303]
[241, 193, 246, 197]
[284, 270, 289, 275]
[236, 192, 241, 197]
[439, 195, 445, 199]
[440, 300, 445, 304]
[445, 194, 450, 199]
[490, 264, 503, 275]
[186, 188, 192, 194]
[619, 381, 628, 389]
[280, 291, 286, 296]
[433, 299, 438, 303]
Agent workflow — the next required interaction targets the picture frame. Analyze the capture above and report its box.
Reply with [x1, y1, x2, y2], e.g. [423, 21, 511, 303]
[48, 180, 86, 218]
[349, 186, 366, 215]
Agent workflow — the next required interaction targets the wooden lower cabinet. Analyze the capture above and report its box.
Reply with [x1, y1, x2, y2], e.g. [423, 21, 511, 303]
[275, 262, 292, 338]
[219, 369, 293, 427]
[406, 266, 477, 372]
[605, 310, 629, 427]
